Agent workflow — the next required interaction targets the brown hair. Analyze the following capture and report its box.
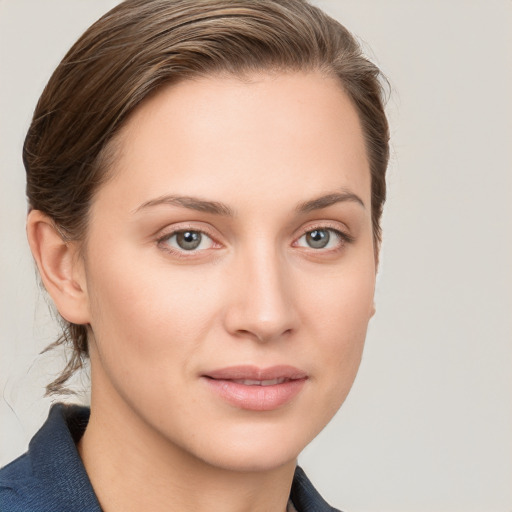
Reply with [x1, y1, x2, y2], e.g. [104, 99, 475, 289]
[25, 0, 389, 395]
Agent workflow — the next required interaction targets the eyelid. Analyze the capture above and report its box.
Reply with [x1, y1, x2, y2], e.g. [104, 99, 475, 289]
[155, 223, 222, 256]
[153, 220, 354, 259]
[295, 221, 354, 243]
[290, 222, 355, 256]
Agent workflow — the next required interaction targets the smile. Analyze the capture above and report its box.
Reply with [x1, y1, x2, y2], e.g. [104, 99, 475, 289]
[202, 365, 308, 411]
[230, 378, 288, 386]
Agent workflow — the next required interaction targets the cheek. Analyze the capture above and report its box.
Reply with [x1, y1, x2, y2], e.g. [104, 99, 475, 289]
[84, 244, 223, 372]
[297, 253, 375, 398]
[301, 254, 375, 339]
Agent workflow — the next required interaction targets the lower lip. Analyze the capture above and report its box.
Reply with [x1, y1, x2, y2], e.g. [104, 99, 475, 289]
[203, 377, 307, 411]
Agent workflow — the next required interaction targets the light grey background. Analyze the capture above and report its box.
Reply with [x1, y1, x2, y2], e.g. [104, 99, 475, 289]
[1, 1, 511, 511]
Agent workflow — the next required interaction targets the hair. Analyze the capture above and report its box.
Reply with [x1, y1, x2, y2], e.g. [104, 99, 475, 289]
[24, 0, 390, 395]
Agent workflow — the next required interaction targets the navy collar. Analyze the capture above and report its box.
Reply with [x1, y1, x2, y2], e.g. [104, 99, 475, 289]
[1, 403, 340, 511]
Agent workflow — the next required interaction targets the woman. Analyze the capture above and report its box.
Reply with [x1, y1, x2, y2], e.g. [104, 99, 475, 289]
[0, 0, 389, 510]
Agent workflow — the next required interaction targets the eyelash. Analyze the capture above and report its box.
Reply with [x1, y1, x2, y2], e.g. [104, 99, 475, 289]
[156, 223, 354, 258]
[156, 224, 219, 258]
[294, 223, 355, 252]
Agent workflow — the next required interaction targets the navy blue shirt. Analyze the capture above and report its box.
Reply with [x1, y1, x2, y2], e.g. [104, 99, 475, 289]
[1, 403, 341, 511]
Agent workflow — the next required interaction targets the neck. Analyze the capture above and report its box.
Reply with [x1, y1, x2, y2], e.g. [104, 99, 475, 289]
[78, 376, 296, 512]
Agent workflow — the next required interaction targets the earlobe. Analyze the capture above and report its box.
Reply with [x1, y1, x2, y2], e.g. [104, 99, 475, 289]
[26, 210, 90, 325]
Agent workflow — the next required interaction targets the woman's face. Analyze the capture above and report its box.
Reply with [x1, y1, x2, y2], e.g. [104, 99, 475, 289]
[82, 71, 376, 471]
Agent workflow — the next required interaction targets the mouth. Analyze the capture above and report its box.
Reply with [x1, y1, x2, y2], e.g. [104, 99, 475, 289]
[228, 377, 290, 386]
[202, 365, 308, 411]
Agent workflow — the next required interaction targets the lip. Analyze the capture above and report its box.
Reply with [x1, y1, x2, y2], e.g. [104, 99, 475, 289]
[202, 365, 308, 411]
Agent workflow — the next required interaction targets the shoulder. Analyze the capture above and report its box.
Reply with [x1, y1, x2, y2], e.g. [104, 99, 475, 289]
[0, 403, 101, 512]
[0, 453, 54, 512]
[1, 452, 33, 482]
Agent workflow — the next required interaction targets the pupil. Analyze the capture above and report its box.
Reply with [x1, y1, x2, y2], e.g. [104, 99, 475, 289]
[177, 231, 201, 250]
[307, 229, 329, 249]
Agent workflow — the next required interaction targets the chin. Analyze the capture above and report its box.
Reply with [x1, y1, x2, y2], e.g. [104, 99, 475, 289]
[180, 415, 323, 473]
[197, 441, 300, 473]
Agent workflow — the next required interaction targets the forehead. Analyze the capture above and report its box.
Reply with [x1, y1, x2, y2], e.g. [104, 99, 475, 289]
[95, 71, 371, 214]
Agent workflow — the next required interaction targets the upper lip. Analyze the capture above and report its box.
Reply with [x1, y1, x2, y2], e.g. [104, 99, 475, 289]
[203, 365, 308, 381]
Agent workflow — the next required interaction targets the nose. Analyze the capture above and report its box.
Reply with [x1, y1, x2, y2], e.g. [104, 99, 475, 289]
[223, 244, 299, 343]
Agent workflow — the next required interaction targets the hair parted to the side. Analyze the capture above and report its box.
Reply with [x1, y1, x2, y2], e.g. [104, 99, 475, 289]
[24, 0, 390, 395]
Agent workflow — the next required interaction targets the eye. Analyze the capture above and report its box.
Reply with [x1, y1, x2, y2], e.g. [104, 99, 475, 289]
[295, 228, 346, 250]
[160, 230, 215, 252]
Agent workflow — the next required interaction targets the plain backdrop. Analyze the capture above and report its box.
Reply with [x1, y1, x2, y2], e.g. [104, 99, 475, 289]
[1, 1, 511, 511]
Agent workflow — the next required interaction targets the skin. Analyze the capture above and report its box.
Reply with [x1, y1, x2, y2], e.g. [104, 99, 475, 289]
[28, 71, 376, 512]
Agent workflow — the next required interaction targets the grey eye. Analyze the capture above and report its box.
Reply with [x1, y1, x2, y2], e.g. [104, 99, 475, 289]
[296, 228, 345, 250]
[159, 229, 216, 254]
[175, 231, 202, 250]
[305, 229, 330, 249]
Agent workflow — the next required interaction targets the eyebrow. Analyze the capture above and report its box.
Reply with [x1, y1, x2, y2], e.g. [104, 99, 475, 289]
[134, 190, 365, 217]
[295, 191, 366, 213]
[134, 195, 235, 216]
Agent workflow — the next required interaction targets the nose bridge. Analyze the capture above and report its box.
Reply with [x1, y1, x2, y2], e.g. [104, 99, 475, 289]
[225, 238, 297, 342]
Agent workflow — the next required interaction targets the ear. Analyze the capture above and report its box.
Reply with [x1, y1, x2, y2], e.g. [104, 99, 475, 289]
[27, 210, 90, 325]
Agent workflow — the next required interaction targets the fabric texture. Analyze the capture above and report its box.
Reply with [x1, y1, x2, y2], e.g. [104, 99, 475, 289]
[0, 403, 341, 511]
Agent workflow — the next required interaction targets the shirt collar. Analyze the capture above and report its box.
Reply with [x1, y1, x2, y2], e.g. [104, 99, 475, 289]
[28, 403, 101, 511]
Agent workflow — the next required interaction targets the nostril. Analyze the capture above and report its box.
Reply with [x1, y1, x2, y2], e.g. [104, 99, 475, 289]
[234, 326, 294, 343]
